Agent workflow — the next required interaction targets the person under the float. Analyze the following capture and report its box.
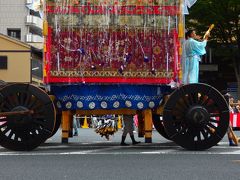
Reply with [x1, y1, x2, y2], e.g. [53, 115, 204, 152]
[120, 115, 140, 146]
[182, 29, 209, 84]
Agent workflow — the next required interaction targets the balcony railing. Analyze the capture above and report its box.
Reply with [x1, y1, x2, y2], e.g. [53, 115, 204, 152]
[26, 34, 43, 43]
[26, 15, 43, 29]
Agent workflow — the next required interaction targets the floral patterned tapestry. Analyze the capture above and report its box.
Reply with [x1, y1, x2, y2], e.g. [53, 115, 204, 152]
[44, 0, 181, 84]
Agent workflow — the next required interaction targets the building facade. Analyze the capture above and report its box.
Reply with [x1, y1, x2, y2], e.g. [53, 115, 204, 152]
[0, 0, 43, 48]
[0, 0, 44, 84]
[0, 34, 31, 83]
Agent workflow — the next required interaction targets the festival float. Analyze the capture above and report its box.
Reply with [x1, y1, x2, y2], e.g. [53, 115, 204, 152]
[0, 0, 229, 151]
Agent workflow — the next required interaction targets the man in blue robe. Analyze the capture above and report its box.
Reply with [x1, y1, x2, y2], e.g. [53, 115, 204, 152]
[182, 30, 209, 84]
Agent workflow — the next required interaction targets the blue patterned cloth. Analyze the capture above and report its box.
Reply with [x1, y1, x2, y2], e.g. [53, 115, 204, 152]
[51, 84, 172, 110]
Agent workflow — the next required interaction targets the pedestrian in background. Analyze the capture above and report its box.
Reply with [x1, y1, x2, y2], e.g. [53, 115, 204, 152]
[73, 114, 78, 136]
[236, 105, 240, 113]
[224, 93, 238, 146]
[120, 115, 140, 146]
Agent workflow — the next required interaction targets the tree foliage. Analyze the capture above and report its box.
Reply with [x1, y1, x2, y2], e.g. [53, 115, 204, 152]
[186, 0, 240, 97]
[186, 0, 239, 47]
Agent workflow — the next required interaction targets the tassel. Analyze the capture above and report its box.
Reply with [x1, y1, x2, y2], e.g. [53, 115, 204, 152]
[43, 19, 48, 36]
[178, 22, 184, 38]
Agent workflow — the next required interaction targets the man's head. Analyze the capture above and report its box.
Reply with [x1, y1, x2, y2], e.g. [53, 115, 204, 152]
[186, 29, 196, 39]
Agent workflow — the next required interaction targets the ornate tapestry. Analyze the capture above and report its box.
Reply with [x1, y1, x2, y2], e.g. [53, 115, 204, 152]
[44, 0, 181, 84]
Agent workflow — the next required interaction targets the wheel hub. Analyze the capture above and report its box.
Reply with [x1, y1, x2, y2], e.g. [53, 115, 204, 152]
[10, 106, 32, 126]
[186, 105, 210, 127]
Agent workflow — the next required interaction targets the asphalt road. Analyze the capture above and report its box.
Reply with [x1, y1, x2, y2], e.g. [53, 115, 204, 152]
[0, 129, 240, 180]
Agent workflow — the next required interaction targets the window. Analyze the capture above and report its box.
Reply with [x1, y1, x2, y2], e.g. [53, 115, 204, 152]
[31, 59, 43, 78]
[0, 56, 8, 69]
[7, 29, 21, 40]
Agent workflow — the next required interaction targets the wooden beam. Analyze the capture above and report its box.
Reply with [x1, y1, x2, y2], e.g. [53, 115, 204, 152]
[143, 109, 153, 143]
[61, 110, 72, 143]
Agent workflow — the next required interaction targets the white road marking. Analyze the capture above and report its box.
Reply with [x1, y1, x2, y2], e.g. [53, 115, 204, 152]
[0, 140, 239, 156]
[0, 145, 239, 156]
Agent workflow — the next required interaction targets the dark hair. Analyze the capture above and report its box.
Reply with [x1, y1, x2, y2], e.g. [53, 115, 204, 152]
[185, 29, 194, 38]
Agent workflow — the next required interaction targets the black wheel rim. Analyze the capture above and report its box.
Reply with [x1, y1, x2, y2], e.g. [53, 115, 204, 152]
[50, 113, 61, 138]
[0, 83, 56, 151]
[152, 114, 170, 140]
[163, 83, 229, 150]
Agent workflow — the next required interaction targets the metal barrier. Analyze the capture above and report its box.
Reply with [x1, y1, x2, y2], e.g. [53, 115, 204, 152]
[230, 113, 240, 129]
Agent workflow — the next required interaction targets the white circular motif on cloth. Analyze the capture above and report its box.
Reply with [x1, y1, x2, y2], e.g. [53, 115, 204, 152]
[65, 102, 72, 109]
[89, 102, 95, 109]
[113, 101, 120, 108]
[125, 100, 132, 107]
[77, 101, 83, 108]
[56, 101, 62, 108]
[137, 102, 144, 109]
[149, 101, 155, 108]
[101, 101, 107, 109]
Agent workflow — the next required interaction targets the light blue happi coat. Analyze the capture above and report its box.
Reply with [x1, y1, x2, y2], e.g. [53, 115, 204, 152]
[182, 38, 207, 84]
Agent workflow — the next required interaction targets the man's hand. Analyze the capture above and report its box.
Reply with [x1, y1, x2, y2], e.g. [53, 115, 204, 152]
[195, 35, 202, 40]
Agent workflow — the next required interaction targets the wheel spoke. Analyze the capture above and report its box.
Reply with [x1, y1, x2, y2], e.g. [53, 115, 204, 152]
[200, 129, 209, 139]
[31, 101, 44, 112]
[209, 118, 219, 123]
[18, 92, 25, 105]
[173, 106, 185, 116]
[198, 93, 206, 104]
[3, 100, 14, 110]
[14, 134, 19, 141]
[177, 95, 190, 110]
[187, 93, 194, 105]
[190, 92, 198, 104]
[33, 118, 46, 126]
[203, 125, 215, 135]
[207, 122, 217, 129]
[152, 115, 170, 140]
[205, 102, 217, 113]
[0, 105, 11, 112]
[196, 130, 201, 141]
[170, 125, 187, 139]
[201, 96, 210, 106]
[2, 126, 10, 134]
[0, 122, 7, 128]
[8, 94, 19, 107]
[8, 130, 14, 139]
[28, 98, 38, 109]
[34, 107, 45, 114]
[179, 88, 191, 108]
[23, 93, 32, 106]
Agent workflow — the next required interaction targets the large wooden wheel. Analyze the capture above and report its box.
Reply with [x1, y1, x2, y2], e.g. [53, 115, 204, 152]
[0, 83, 56, 151]
[163, 83, 229, 150]
[152, 114, 170, 140]
[50, 113, 61, 138]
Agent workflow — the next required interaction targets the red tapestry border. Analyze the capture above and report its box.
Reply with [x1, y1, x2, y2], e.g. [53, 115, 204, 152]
[46, 5, 179, 16]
